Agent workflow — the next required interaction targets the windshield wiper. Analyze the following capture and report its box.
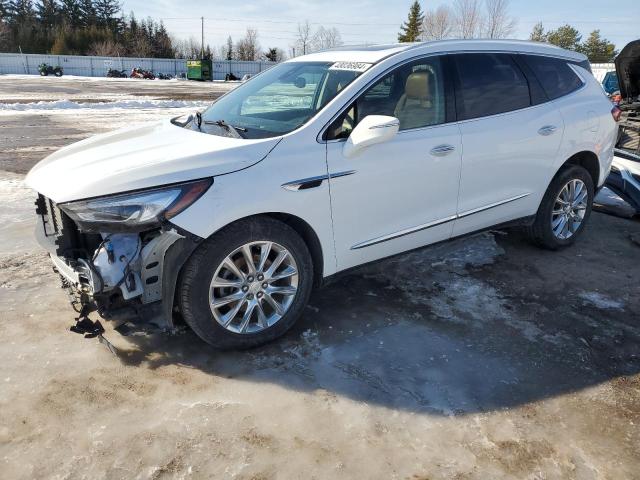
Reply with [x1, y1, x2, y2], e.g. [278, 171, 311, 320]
[203, 119, 247, 138]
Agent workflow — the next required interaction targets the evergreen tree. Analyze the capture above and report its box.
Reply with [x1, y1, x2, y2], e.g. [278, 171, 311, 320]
[398, 0, 424, 42]
[225, 35, 232, 60]
[1, 0, 11, 19]
[7, 0, 35, 24]
[529, 22, 546, 42]
[59, 0, 82, 27]
[94, 0, 118, 31]
[264, 47, 278, 62]
[35, 0, 58, 27]
[578, 29, 617, 63]
[78, 0, 95, 27]
[546, 24, 582, 51]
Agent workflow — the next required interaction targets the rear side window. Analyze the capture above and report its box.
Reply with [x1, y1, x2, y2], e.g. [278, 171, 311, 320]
[453, 53, 531, 121]
[523, 55, 584, 101]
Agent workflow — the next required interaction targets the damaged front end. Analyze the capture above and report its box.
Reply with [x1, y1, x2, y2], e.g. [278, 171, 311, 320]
[33, 179, 210, 334]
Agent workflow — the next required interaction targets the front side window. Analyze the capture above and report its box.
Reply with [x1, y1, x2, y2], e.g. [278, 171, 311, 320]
[200, 62, 363, 139]
[326, 57, 447, 140]
[523, 55, 584, 101]
[453, 53, 531, 121]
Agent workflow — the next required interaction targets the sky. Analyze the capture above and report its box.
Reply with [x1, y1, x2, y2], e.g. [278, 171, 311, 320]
[121, 0, 639, 55]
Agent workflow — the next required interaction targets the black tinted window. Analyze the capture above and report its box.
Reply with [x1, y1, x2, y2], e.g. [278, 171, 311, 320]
[453, 53, 531, 120]
[523, 55, 584, 100]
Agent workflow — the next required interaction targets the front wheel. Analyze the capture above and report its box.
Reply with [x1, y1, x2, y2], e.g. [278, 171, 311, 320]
[527, 165, 594, 249]
[179, 217, 314, 349]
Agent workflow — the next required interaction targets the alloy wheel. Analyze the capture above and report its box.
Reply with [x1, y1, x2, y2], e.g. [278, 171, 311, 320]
[209, 241, 299, 334]
[551, 179, 588, 240]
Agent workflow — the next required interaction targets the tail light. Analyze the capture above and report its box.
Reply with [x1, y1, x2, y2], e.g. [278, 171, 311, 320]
[611, 106, 622, 122]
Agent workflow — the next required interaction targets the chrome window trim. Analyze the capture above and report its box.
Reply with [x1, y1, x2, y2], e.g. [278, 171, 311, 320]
[317, 49, 588, 143]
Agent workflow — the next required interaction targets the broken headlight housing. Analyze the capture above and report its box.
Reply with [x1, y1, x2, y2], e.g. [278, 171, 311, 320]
[59, 178, 212, 233]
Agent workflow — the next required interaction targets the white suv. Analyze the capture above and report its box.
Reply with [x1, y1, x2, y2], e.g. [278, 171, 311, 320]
[27, 40, 618, 348]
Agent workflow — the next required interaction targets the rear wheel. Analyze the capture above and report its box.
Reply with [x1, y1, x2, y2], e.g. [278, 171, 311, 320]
[179, 217, 313, 349]
[527, 165, 594, 249]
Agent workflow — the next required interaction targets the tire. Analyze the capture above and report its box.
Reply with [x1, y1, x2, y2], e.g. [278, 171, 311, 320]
[54, 69, 62, 77]
[179, 217, 314, 349]
[527, 164, 594, 249]
[40, 71, 47, 76]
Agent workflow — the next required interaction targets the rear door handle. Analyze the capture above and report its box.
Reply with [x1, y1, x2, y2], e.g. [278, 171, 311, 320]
[538, 125, 557, 136]
[430, 144, 456, 157]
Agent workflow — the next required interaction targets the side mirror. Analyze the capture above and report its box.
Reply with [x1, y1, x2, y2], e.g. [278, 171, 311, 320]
[343, 115, 399, 158]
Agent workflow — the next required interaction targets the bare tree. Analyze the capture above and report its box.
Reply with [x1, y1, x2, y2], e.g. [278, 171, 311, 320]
[172, 37, 203, 59]
[453, 0, 483, 39]
[89, 39, 123, 56]
[0, 22, 11, 51]
[483, 0, 516, 39]
[312, 26, 343, 51]
[130, 34, 153, 57]
[422, 5, 453, 41]
[236, 28, 260, 61]
[294, 20, 313, 56]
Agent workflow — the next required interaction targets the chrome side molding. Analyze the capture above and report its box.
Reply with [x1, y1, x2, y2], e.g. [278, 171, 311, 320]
[351, 192, 531, 249]
[281, 170, 355, 191]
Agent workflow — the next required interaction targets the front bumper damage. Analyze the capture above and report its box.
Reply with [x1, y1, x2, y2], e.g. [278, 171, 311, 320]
[34, 195, 200, 335]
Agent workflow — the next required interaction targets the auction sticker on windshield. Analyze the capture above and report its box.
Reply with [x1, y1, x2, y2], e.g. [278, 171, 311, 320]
[329, 62, 372, 72]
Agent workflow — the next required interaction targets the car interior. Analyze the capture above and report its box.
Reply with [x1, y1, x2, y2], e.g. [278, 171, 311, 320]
[326, 60, 445, 139]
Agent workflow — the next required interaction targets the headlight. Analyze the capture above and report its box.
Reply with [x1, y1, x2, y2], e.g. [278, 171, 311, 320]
[59, 178, 212, 233]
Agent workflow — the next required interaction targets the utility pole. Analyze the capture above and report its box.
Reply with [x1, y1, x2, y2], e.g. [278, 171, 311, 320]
[200, 16, 204, 59]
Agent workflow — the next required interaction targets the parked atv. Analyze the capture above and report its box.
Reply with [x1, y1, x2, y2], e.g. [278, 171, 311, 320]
[157, 72, 174, 80]
[130, 67, 155, 80]
[38, 63, 63, 77]
[107, 68, 128, 78]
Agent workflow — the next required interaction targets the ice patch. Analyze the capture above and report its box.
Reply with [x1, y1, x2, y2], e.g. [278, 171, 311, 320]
[579, 292, 625, 310]
[0, 98, 209, 113]
[0, 173, 35, 219]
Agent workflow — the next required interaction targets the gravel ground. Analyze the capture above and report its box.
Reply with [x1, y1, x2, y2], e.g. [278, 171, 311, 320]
[0, 74, 639, 479]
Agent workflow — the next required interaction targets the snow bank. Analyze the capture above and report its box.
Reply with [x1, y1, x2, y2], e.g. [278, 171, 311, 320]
[0, 99, 209, 112]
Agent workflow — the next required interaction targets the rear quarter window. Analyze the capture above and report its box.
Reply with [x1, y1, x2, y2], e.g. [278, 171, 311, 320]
[452, 53, 531, 121]
[523, 55, 584, 101]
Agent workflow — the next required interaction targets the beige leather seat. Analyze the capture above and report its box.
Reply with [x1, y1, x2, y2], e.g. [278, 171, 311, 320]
[394, 71, 435, 130]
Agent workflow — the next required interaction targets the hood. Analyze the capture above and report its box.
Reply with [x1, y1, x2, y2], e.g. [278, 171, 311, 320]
[26, 119, 281, 203]
[615, 39, 640, 102]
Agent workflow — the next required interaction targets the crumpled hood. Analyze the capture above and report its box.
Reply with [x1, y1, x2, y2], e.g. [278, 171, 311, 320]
[615, 39, 640, 102]
[26, 119, 281, 203]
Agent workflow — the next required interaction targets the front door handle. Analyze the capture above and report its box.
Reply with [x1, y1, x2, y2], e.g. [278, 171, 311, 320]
[430, 144, 456, 157]
[538, 125, 557, 136]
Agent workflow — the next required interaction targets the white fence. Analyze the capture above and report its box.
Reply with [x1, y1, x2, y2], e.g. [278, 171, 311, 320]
[591, 63, 615, 82]
[0, 52, 275, 79]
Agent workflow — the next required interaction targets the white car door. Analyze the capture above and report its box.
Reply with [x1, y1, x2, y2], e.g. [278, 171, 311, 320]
[450, 53, 565, 236]
[323, 56, 463, 271]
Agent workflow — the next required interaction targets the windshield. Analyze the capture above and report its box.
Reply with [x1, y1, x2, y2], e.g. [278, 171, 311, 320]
[199, 62, 365, 139]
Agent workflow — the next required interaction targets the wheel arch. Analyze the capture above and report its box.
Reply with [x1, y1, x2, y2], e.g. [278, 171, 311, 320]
[557, 150, 600, 188]
[262, 212, 325, 288]
[189, 212, 326, 289]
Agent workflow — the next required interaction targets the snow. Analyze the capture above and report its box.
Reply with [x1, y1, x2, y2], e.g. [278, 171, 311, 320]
[579, 292, 625, 310]
[0, 98, 209, 114]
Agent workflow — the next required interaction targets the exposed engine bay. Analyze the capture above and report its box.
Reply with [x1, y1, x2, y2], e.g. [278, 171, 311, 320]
[34, 194, 199, 337]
